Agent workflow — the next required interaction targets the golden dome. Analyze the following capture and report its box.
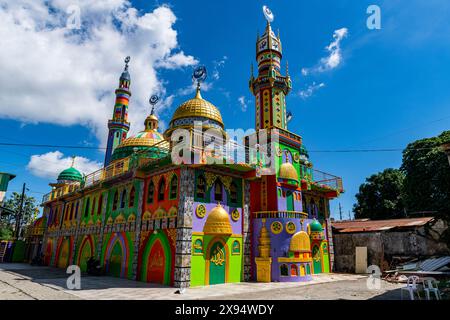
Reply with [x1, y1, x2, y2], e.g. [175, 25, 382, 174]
[203, 203, 232, 235]
[289, 231, 311, 253]
[170, 89, 224, 126]
[278, 162, 298, 182]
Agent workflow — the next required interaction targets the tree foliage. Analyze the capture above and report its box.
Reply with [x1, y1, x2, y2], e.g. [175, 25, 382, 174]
[0, 192, 38, 240]
[401, 130, 450, 217]
[353, 130, 450, 221]
[353, 168, 405, 220]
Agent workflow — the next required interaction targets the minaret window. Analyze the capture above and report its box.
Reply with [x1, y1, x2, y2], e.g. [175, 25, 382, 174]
[158, 178, 165, 201]
[196, 175, 206, 199]
[169, 176, 178, 200]
[214, 179, 223, 202]
[120, 189, 127, 208]
[129, 187, 135, 208]
[147, 181, 154, 204]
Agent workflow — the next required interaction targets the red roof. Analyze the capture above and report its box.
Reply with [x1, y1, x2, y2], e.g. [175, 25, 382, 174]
[332, 217, 434, 233]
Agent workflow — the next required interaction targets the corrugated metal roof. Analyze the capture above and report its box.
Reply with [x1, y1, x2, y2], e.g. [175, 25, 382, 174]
[419, 256, 450, 271]
[332, 217, 434, 233]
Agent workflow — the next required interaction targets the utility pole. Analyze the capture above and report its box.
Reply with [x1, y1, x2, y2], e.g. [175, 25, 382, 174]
[14, 183, 26, 239]
[339, 203, 343, 220]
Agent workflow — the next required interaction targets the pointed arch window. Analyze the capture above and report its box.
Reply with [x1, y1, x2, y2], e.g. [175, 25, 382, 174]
[129, 186, 135, 208]
[158, 178, 165, 201]
[230, 182, 238, 204]
[91, 197, 96, 216]
[214, 179, 223, 202]
[196, 175, 206, 199]
[97, 195, 103, 215]
[69, 203, 74, 220]
[169, 175, 178, 199]
[120, 189, 127, 208]
[112, 191, 118, 211]
[147, 181, 154, 203]
[84, 198, 90, 218]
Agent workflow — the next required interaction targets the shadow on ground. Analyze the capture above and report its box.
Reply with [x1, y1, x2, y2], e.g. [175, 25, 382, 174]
[1, 264, 171, 290]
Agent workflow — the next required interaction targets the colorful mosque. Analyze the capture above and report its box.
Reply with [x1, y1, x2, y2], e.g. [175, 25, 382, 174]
[29, 13, 343, 288]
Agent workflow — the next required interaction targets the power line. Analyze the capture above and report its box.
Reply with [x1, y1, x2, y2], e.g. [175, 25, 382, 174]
[0, 138, 442, 154]
[0, 142, 105, 150]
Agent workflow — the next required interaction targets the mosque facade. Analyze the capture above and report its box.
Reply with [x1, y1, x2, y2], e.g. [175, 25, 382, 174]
[32, 14, 343, 288]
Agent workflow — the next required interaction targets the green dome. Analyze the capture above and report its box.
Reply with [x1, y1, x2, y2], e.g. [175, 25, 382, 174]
[57, 167, 83, 182]
[309, 219, 323, 232]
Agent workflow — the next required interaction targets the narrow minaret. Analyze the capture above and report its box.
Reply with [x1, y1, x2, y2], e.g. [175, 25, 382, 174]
[249, 18, 292, 131]
[104, 56, 132, 167]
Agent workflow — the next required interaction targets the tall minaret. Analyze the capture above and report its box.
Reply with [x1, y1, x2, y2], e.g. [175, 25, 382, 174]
[104, 56, 132, 167]
[249, 17, 291, 131]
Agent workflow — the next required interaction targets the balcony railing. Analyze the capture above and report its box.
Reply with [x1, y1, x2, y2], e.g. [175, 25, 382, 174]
[300, 165, 343, 192]
[254, 211, 308, 219]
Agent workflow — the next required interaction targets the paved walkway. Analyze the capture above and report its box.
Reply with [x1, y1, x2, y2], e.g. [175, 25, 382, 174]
[0, 263, 404, 300]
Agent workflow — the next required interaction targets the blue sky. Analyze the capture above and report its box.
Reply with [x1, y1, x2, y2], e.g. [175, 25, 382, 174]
[1, 0, 449, 220]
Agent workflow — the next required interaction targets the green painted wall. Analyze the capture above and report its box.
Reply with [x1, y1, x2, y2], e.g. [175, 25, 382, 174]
[190, 235, 243, 287]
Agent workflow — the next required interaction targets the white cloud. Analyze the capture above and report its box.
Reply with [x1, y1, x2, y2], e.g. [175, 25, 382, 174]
[212, 56, 228, 80]
[27, 151, 102, 179]
[302, 27, 348, 75]
[299, 82, 325, 99]
[176, 81, 213, 97]
[0, 0, 198, 147]
[238, 96, 249, 112]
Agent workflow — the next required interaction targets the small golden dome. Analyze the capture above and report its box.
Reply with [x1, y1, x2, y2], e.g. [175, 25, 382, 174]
[289, 231, 311, 253]
[170, 88, 224, 126]
[203, 203, 232, 235]
[278, 162, 298, 182]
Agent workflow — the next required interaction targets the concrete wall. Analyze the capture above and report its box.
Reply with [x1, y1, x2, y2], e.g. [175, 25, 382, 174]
[333, 232, 383, 273]
[333, 220, 450, 273]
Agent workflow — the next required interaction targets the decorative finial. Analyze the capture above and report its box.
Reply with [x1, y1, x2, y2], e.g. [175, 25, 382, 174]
[149, 94, 159, 115]
[71, 155, 76, 167]
[262, 5, 274, 23]
[192, 65, 207, 98]
[124, 56, 130, 71]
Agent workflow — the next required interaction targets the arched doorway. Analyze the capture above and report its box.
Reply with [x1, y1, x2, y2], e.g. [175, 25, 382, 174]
[207, 240, 227, 285]
[57, 238, 70, 269]
[140, 232, 172, 285]
[78, 237, 94, 272]
[108, 240, 124, 277]
[321, 241, 330, 273]
[147, 239, 166, 284]
[312, 245, 322, 274]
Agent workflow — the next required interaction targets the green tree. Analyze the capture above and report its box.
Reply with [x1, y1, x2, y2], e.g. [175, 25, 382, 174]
[353, 168, 405, 220]
[0, 192, 38, 239]
[401, 130, 450, 217]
